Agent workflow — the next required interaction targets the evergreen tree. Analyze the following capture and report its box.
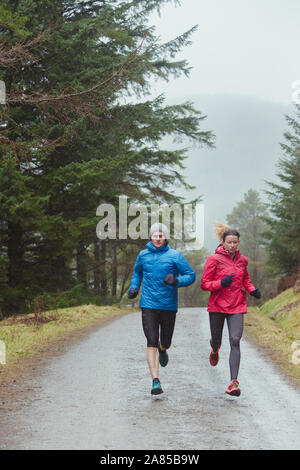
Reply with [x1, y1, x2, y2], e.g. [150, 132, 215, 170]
[0, 0, 214, 314]
[178, 249, 210, 307]
[226, 189, 270, 298]
[265, 104, 300, 276]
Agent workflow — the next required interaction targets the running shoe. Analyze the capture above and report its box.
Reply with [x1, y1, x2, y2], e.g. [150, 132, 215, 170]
[151, 378, 163, 395]
[158, 347, 169, 367]
[226, 380, 241, 397]
[209, 345, 221, 366]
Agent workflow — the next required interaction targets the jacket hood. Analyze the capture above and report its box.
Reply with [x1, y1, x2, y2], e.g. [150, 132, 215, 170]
[215, 243, 241, 258]
[146, 241, 170, 253]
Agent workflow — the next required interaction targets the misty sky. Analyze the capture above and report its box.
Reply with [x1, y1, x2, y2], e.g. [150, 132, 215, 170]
[146, 0, 299, 251]
[149, 0, 300, 104]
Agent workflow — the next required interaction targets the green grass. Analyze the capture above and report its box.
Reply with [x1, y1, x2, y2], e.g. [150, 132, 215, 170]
[259, 289, 300, 337]
[0, 304, 134, 370]
[1, 290, 300, 388]
[245, 288, 300, 386]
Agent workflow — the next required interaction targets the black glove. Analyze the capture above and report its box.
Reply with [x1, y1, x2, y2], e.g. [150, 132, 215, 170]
[128, 288, 139, 299]
[250, 288, 261, 299]
[164, 273, 178, 286]
[221, 275, 234, 287]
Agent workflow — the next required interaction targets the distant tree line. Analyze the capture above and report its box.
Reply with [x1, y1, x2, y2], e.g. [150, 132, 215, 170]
[223, 104, 300, 300]
[264, 105, 300, 284]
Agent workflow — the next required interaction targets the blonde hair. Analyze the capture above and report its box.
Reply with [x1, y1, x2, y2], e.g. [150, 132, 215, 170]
[213, 222, 229, 242]
[213, 222, 240, 242]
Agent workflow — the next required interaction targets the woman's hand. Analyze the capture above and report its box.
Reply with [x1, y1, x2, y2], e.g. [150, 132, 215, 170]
[250, 288, 261, 299]
[221, 274, 234, 287]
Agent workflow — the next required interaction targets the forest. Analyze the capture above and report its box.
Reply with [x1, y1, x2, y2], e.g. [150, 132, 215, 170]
[0, 0, 299, 316]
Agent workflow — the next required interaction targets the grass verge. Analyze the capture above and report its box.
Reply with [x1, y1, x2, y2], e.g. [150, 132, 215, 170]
[0, 304, 134, 376]
[244, 288, 300, 387]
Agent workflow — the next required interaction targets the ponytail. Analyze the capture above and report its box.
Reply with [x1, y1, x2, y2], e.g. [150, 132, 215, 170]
[213, 222, 240, 242]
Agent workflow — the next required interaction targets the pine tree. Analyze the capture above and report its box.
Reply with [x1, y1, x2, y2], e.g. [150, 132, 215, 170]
[265, 104, 300, 276]
[0, 0, 214, 314]
[226, 189, 270, 298]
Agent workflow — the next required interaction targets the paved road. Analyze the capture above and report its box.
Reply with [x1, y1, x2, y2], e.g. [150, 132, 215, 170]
[1, 308, 300, 450]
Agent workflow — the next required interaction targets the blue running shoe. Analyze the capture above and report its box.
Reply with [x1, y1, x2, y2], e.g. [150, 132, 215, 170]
[151, 378, 163, 395]
[158, 347, 169, 367]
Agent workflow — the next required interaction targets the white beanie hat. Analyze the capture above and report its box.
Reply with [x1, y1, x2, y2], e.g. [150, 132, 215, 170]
[149, 222, 169, 240]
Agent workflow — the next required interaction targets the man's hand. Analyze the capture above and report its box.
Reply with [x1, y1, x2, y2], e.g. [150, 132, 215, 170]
[128, 288, 139, 299]
[164, 274, 178, 286]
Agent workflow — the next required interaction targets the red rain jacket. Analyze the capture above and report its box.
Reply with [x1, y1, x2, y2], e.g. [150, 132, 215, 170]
[201, 244, 256, 314]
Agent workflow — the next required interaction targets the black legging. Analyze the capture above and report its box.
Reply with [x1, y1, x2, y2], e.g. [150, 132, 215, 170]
[142, 308, 177, 349]
[209, 312, 244, 381]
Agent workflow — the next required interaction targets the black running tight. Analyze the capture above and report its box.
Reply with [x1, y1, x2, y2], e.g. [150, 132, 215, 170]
[209, 312, 244, 381]
[142, 308, 177, 349]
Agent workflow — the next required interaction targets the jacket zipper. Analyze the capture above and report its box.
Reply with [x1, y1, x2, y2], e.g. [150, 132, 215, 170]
[230, 254, 237, 311]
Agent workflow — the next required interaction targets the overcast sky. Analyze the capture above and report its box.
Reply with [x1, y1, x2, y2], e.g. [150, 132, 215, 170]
[148, 0, 300, 104]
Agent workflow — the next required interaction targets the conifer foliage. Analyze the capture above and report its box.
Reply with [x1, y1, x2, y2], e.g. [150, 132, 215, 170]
[265, 105, 300, 277]
[0, 0, 214, 314]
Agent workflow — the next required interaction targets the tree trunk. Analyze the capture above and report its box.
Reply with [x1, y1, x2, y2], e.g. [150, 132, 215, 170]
[76, 241, 87, 291]
[93, 237, 100, 295]
[111, 241, 117, 296]
[118, 264, 132, 307]
[100, 240, 107, 297]
[7, 221, 23, 288]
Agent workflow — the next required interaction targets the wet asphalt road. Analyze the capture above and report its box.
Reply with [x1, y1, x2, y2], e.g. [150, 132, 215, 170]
[0, 308, 300, 450]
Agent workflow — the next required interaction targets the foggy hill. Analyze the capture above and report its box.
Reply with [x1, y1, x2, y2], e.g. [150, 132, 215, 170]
[165, 93, 293, 252]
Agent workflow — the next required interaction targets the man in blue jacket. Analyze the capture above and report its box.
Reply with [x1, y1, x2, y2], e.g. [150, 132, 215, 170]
[128, 222, 196, 395]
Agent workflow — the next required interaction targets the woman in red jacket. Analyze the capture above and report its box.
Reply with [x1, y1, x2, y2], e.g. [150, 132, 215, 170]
[201, 223, 261, 397]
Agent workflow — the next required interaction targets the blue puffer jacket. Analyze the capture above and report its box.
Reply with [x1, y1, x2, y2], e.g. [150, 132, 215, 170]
[129, 241, 196, 311]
